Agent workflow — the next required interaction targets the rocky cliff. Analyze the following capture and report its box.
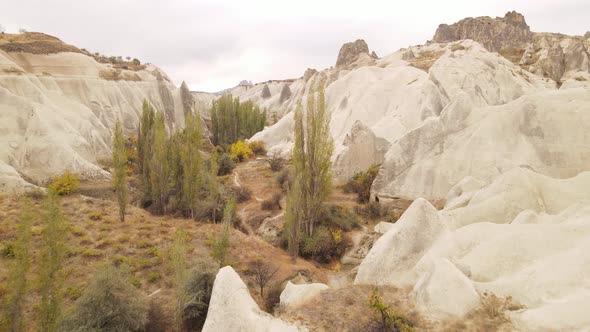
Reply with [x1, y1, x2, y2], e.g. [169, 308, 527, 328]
[0, 32, 203, 192]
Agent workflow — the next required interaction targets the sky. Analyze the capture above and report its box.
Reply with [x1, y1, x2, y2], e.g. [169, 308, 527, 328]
[1, 0, 589, 92]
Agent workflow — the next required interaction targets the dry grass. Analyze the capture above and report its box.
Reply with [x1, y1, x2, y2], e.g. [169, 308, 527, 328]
[442, 292, 521, 332]
[0, 191, 324, 331]
[0, 32, 82, 54]
[407, 50, 446, 71]
[99, 69, 142, 81]
[498, 47, 526, 64]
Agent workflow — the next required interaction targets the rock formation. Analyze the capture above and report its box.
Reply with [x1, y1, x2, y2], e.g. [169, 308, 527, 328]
[279, 281, 329, 309]
[335, 39, 370, 67]
[432, 11, 532, 52]
[202, 266, 304, 332]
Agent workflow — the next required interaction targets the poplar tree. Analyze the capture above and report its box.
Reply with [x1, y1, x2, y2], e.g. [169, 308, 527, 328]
[208, 153, 220, 223]
[113, 120, 128, 222]
[150, 113, 170, 214]
[181, 113, 203, 219]
[139, 100, 156, 202]
[288, 83, 333, 240]
[0, 198, 34, 332]
[38, 192, 67, 332]
[171, 228, 189, 331]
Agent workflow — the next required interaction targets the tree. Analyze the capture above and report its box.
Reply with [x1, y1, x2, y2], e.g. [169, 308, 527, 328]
[210, 195, 235, 267]
[113, 120, 128, 222]
[170, 229, 189, 331]
[251, 257, 279, 298]
[138, 100, 156, 203]
[0, 198, 34, 332]
[150, 112, 170, 214]
[285, 82, 333, 261]
[182, 270, 214, 330]
[207, 153, 220, 223]
[181, 113, 204, 219]
[37, 192, 67, 332]
[60, 265, 149, 332]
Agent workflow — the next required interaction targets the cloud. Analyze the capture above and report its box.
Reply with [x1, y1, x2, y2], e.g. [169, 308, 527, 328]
[1, 0, 588, 92]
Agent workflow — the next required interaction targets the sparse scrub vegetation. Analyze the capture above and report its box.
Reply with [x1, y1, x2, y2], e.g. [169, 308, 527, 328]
[366, 288, 414, 332]
[269, 152, 284, 172]
[49, 170, 80, 195]
[344, 164, 380, 203]
[248, 141, 266, 156]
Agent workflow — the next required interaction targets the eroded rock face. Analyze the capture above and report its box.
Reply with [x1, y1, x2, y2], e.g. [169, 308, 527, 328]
[279, 281, 329, 309]
[202, 267, 304, 332]
[432, 11, 532, 52]
[336, 39, 370, 67]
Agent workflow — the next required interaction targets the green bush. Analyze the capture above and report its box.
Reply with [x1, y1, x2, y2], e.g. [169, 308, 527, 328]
[344, 164, 380, 203]
[217, 153, 235, 176]
[48, 170, 80, 195]
[0, 242, 15, 258]
[301, 226, 344, 263]
[319, 204, 358, 231]
[182, 270, 215, 331]
[366, 288, 414, 332]
[132, 58, 141, 65]
[248, 141, 266, 156]
[229, 140, 253, 163]
[60, 265, 149, 331]
[147, 272, 161, 283]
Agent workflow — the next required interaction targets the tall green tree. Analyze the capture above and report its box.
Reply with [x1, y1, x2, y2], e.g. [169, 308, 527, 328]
[171, 228, 189, 331]
[209, 94, 266, 147]
[288, 83, 333, 239]
[210, 195, 236, 267]
[139, 100, 156, 202]
[0, 198, 34, 332]
[181, 113, 204, 219]
[113, 120, 128, 222]
[150, 113, 170, 214]
[37, 192, 67, 332]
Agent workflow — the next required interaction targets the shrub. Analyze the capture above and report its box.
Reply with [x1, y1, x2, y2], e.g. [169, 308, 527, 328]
[264, 282, 283, 312]
[217, 153, 235, 176]
[248, 141, 266, 156]
[48, 170, 80, 195]
[268, 152, 284, 172]
[344, 164, 380, 203]
[261, 193, 282, 211]
[60, 265, 149, 331]
[319, 204, 358, 231]
[301, 227, 340, 263]
[229, 140, 253, 163]
[26, 188, 46, 200]
[231, 186, 252, 203]
[132, 58, 141, 65]
[182, 269, 215, 331]
[64, 286, 83, 300]
[276, 168, 291, 192]
[148, 272, 161, 283]
[0, 242, 15, 258]
[366, 288, 414, 332]
[354, 201, 383, 220]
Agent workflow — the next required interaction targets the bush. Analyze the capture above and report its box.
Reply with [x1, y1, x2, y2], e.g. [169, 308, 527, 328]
[301, 226, 343, 263]
[229, 140, 253, 163]
[268, 153, 284, 172]
[231, 186, 252, 203]
[319, 204, 358, 231]
[366, 288, 414, 332]
[354, 201, 383, 220]
[132, 58, 141, 65]
[182, 269, 215, 331]
[0, 242, 15, 258]
[261, 193, 282, 211]
[264, 282, 283, 312]
[344, 164, 380, 203]
[48, 170, 80, 195]
[148, 272, 161, 283]
[217, 153, 235, 176]
[25, 188, 46, 200]
[276, 168, 291, 192]
[61, 265, 149, 331]
[248, 141, 266, 156]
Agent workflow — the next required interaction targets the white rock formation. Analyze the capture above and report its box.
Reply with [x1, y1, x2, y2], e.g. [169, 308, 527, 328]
[0, 42, 201, 192]
[202, 266, 304, 332]
[356, 168, 590, 330]
[373, 221, 395, 234]
[279, 281, 329, 309]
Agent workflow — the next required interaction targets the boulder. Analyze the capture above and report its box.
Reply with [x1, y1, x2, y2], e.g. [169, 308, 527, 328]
[354, 198, 448, 287]
[414, 258, 480, 319]
[279, 281, 329, 309]
[374, 221, 395, 234]
[202, 267, 304, 332]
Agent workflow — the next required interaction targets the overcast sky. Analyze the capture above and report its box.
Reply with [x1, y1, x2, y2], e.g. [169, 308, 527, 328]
[2, 0, 589, 92]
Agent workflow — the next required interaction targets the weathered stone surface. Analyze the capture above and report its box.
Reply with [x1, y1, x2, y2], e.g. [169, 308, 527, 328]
[202, 267, 304, 332]
[279, 281, 329, 309]
[432, 11, 532, 52]
[335, 39, 370, 67]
